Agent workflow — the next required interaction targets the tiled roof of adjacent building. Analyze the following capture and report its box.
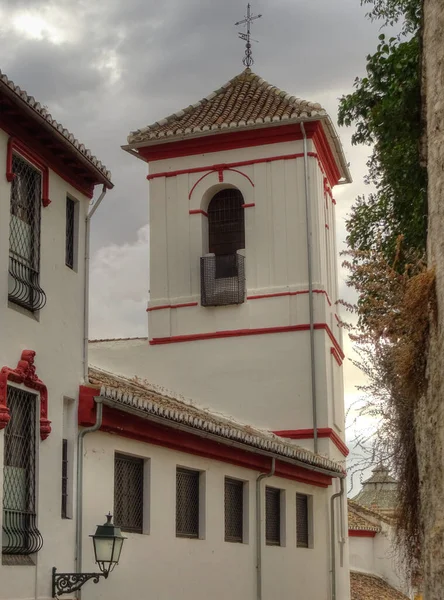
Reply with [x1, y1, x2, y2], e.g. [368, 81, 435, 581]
[363, 465, 398, 485]
[88, 366, 345, 475]
[348, 499, 392, 528]
[127, 68, 326, 144]
[0, 70, 112, 185]
[126, 68, 351, 183]
[350, 572, 409, 600]
[348, 500, 381, 532]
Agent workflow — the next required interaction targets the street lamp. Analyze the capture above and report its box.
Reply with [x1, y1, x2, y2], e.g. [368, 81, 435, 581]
[52, 514, 126, 597]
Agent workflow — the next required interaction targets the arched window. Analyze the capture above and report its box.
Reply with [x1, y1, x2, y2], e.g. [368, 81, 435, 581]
[208, 189, 245, 257]
[200, 188, 246, 305]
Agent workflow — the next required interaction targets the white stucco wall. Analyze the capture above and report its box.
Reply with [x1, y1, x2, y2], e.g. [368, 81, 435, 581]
[0, 127, 92, 599]
[81, 429, 350, 600]
[349, 525, 410, 596]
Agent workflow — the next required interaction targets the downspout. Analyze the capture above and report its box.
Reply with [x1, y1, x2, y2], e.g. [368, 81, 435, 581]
[75, 397, 103, 577]
[83, 185, 107, 382]
[256, 458, 275, 600]
[330, 477, 345, 600]
[300, 122, 318, 454]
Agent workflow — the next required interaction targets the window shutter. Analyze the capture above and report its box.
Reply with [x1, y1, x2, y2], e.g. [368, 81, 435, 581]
[296, 493, 309, 548]
[114, 454, 144, 533]
[65, 197, 75, 269]
[224, 478, 243, 542]
[265, 487, 281, 546]
[176, 468, 200, 538]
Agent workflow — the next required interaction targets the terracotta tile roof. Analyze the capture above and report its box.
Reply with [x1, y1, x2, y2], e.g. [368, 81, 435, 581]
[348, 499, 393, 527]
[88, 366, 345, 475]
[127, 68, 327, 145]
[0, 70, 112, 185]
[363, 465, 398, 485]
[348, 500, 380, 532]
[350, 572, 409, 600]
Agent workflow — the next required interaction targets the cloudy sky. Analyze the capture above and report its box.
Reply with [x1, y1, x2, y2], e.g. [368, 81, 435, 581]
[1, 0, 384, 478]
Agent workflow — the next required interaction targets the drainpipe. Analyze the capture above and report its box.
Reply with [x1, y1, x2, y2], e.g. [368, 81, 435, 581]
[256, 458, 275, 600]
[83, 185, 107, 382]
[300, 122, 318, 455]
[75, 396, 103, 578]
[330, 477, 345, 600]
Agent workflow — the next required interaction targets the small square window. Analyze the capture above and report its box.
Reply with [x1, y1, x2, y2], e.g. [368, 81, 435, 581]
[296, 493, 310, 548]
[225, 478, 243, 542]
[176, 468, 200, 538]
[265, 486, 281, 546]
[114, 454, 144, 533]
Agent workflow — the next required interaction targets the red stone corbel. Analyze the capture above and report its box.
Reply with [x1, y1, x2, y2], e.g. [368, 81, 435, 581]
[0, 350, 51, 440]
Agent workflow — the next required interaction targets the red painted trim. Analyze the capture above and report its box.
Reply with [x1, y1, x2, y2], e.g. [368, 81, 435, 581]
[147, 302, 198, 312]
[7, 137, 51, 206]
[348, 530, 377, 538]
[78, 386, 332, 488]
[273, 428, 349, 457]
[331, 347, 343, 367]
[312, 125, 341, 187]
[189, 209, 208, 217]
[325, 223, 330, 230]
[1, 122, 96, 199]
[141, 122, 341, 188]
[187, 171, 214, 199]
[150, 322, 344, 357]
[139, 123, 318, 162]
[332, 198, 337, 205]
[242, 203, 255, 208]
[247, 288, 332, 306]
[0, 350, 51, 440]
[149, 152, 316, 182]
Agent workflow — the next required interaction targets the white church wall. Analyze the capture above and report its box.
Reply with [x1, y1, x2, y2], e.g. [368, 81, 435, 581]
[82, 429, 336, 600]
[0, 127, 90, 599]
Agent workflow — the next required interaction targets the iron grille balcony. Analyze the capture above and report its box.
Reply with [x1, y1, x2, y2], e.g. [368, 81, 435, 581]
[200, 253, 245, 307]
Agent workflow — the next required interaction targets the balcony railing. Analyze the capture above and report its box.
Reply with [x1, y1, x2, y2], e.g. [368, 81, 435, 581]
[200, 253, 245, 307]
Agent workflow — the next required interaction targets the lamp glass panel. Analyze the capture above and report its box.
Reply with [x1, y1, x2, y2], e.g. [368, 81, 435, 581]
[93, 537, 115, 564]
[111, 537, 124, 563]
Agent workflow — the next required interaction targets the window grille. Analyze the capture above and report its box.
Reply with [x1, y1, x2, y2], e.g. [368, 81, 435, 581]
[61, 439, 68, 518]
[224, 478, 243, 543]
[265, 487, 281, 546]
[8, 154, 46, 311]
[2, 387, 43, 555]
[176, 468, 199, 538]
[296, 493, 309, 548]
[208, 189, 245, 257]
[114, 454, 144, 533]
[65, 197, 75, 269]
[200, 253, 245, 306]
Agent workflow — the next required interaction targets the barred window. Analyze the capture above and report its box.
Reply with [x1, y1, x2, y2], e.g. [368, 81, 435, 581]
[8, 154, 46, 311]
[224, 478, 243, 543]
[65, 197, 76, 269]
[176, 468, 200, 538]
[296, 493, 310, 548]
[61, 439, 68, 518]
[208, 189, 245, 278]
[265, 487, 281, 546]
[114, 454, 144, 533]
[2, 387, 43, 555]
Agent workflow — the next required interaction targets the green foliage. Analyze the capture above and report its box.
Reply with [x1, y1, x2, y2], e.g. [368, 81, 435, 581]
[338, 0, 426, 263]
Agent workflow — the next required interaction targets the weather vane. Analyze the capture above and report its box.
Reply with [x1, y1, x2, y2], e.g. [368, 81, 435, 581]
[235, 4, 262, 68]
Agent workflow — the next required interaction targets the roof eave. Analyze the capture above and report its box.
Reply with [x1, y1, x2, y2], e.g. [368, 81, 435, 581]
[0, 80, 113, 189]
[123, 116, 352, 185]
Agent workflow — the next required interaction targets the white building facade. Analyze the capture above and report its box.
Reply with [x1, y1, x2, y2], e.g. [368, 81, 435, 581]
[88, 68, 352, 600]
[0, 72, 112, 599]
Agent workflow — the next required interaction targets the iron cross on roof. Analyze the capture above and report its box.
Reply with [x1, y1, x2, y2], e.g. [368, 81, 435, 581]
[235, 3, 262, 68]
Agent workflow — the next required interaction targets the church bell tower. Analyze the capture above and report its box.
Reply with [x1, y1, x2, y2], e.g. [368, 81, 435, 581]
[123, 68, 351, 463]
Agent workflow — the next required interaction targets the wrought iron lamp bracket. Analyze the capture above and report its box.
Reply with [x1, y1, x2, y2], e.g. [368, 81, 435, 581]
[52, 567, 107, 597]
